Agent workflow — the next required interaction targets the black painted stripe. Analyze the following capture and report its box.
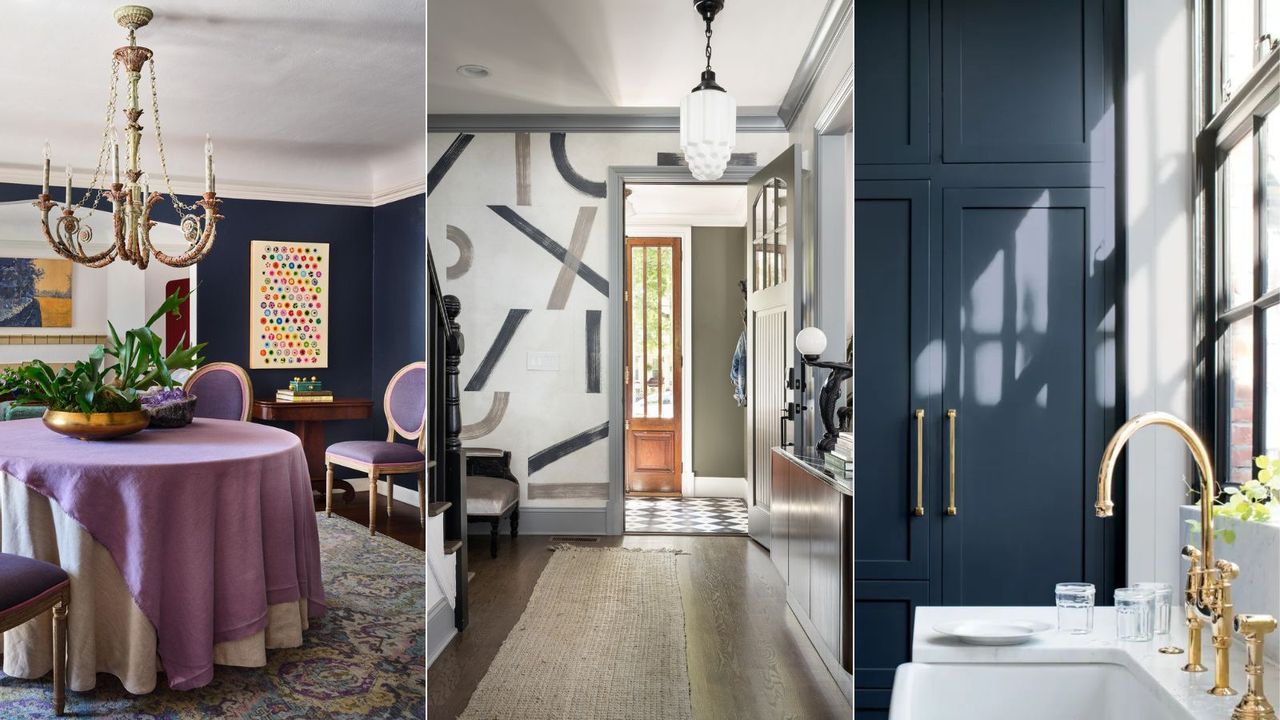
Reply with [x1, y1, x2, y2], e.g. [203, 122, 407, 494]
[464, 308, 530, 391]
[550, 133, 607, 198]
[528, 421, 610, 475]
[585, 309, 601, 393]
[656, 151, 758, 167]
[488, 205, 610, 296]
[427, 133, 474, 196]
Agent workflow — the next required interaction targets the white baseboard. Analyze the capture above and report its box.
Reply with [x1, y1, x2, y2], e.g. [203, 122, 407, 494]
[345, 476, 421, 507]
[427, 597, 457, 667]
[685, 476, 747, 499]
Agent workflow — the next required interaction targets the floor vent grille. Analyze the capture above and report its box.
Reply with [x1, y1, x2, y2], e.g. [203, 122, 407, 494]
[548, 535, 600, 543]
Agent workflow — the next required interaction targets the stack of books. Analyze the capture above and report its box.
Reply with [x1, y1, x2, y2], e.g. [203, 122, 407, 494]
[824, 432, 853, 477]
[277, 376, 333, 403]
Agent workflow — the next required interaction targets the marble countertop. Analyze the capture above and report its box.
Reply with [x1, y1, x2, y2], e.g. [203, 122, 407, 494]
[914, 606, 1280, 720]
[776, 447, 853, 496]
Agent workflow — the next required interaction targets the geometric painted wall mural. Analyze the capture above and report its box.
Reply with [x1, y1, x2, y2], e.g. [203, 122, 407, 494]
[550, 133, 606, 198]
[489, 206, 609, 297]
[464, 308, 530, 391]
[528, 421, 610, 475]
[249, 240, 328, 368]
[459, 391, 510, 440]
[428, 133, 473, 196]
[0, 258, 72, 327]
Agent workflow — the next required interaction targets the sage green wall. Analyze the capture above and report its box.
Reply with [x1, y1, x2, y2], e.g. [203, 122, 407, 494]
[691, 226, 746, 478]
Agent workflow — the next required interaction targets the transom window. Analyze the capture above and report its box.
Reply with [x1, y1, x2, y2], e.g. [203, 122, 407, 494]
[1198, 0, 1280, 483]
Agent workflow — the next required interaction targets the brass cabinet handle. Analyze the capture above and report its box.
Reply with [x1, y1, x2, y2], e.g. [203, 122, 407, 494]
[946, 409, 957, 515]
[913, 409, 925, 516]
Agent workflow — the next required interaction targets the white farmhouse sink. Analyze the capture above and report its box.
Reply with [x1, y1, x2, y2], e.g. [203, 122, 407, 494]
[888, 662, 1191, 720]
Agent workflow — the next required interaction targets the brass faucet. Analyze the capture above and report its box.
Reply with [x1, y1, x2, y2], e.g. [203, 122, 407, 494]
[1095, 411, 1239, 696]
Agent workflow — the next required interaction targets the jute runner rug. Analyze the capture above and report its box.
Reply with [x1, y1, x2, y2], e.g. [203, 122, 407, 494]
[459, 545, 693, 720]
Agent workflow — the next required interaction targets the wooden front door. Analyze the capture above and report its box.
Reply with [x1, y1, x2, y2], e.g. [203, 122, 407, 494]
[624, 236, 682, 495]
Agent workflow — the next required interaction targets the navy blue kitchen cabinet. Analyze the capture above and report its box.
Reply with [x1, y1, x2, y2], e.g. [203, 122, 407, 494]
[853, 0, 1122, 717]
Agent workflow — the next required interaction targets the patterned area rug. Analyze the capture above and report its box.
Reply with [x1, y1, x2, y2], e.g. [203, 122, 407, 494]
[0, 514, 425, 719]
[460, 545, 692, 720]
[625, 496, 748, 535]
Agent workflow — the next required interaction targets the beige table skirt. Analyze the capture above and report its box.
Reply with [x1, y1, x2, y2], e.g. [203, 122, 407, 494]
[0, 473, 309, 694]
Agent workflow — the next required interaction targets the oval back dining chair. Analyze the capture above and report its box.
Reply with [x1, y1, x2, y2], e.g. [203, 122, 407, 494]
[0, 553, 70, 715]
[184, 362, 253, 422]
[325, 361, 426, 534]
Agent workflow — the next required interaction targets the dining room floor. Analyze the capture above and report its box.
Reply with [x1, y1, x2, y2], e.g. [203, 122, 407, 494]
[321, 489, 426, 549]
[427, 533, 851, 720]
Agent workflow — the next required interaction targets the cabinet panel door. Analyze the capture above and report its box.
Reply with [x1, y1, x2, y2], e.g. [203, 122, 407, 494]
[770, 450, 790, 582]
[789, 463, 811, 613]
[940, 188, 1113, 605]
[854, 181, 934, 581]
[941, 0, 1104, 163]
[856, 0, 929, 164]
[855, 580, 929, 707]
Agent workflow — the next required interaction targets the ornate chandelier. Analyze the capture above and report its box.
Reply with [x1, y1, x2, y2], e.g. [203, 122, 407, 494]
[34, 5, 222, 269]
[679, 0, 736, 182]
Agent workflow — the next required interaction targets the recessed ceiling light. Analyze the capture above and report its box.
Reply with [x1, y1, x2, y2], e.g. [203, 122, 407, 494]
[457, 64, 490, 79]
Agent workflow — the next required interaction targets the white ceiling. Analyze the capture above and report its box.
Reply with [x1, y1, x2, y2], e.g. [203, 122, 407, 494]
[627, 183, 747, 227]
[427, 0, 829, 114]
[0, 0, 425, 204]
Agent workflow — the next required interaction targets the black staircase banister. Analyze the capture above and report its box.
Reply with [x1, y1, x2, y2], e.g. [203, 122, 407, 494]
[441, 294, 467, 631]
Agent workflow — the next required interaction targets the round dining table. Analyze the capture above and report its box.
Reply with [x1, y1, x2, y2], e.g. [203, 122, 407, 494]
[0, 417, 326, 693]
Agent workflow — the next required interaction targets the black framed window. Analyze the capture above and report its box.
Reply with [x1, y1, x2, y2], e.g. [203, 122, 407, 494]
[1198, 0, 1280, 485]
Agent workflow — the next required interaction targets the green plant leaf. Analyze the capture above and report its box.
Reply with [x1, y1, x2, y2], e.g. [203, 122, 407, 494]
[1222, 528, 1237, 544]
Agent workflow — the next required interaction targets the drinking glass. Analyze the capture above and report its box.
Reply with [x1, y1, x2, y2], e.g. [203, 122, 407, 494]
[1115, 587, 1155, 641]
[1055, 582, 1095, 634]
[1132, 582, 1173, 635]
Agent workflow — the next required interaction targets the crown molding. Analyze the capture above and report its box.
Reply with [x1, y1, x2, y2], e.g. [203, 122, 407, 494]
[777, 0, 852, 129]
[427, 113, 787, 133]
[0, 163, 423, 208]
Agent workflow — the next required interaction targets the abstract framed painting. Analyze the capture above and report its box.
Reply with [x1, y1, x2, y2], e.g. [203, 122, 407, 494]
[0, 258, 72, 328]
[249, 240, 328, 369]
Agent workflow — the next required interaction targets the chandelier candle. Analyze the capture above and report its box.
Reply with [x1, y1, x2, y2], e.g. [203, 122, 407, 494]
[32, 4, 223, 269]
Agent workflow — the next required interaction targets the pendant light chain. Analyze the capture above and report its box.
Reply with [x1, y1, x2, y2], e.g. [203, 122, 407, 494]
[147, 57, 198, 212]
[705, 20, 714, 72]
[73, 57, 123, 218]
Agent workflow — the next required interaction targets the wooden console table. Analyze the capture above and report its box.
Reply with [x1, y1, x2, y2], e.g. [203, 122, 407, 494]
[252, 398, 374, 502]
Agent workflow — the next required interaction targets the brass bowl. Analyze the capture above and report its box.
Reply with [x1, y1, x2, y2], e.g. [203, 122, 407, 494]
[43, 409, 150, 441]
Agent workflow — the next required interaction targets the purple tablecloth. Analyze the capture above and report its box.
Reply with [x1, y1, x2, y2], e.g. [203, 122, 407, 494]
[0, 417, 325, 690]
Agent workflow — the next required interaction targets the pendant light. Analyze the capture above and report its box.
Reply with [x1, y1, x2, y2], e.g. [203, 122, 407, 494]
[680, 0, 736, 182]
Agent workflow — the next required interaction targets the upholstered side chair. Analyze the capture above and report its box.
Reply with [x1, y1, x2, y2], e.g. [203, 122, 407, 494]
[184, 361, 253, 422]
[324, 361, 426, 535]
[464, 447, 519, 557]
[0, 553, 70, 715]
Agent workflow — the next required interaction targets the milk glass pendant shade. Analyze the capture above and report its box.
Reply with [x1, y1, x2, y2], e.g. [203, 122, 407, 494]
[680, 85, 736, 181]
[680, 0, 735, 182]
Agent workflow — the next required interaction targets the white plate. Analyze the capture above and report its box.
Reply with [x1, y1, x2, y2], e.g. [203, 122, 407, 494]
[932, 619, 1054, 646]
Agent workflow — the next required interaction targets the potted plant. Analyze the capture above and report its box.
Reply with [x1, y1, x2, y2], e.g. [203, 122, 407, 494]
[0, 289, 205, 440]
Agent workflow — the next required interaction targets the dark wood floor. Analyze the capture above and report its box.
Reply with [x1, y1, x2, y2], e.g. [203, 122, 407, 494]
[317, 489, 425, 550]
[428, 533, 852, 720]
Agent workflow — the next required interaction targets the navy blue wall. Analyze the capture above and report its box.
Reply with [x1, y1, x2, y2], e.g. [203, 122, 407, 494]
[372, 193, 426, 487]
[0, 181, 386, 448]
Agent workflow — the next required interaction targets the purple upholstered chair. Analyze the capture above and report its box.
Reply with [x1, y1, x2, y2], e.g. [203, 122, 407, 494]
[325, 361, 426, 535]
[0, 553, 70, 715]
[184, 362, 253, 422]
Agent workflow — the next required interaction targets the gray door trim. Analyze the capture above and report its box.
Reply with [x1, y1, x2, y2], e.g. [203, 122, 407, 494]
[605, 165, 760, 535]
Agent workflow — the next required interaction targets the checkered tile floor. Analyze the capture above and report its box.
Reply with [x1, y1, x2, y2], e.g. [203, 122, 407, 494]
[624, 496, 749, 535]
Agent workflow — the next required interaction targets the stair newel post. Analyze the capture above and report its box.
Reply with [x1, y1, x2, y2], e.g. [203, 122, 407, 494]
[442, 294, 468, 630]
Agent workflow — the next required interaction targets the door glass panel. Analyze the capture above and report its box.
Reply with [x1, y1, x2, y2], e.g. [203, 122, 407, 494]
[1223, 0, 1258, 100]
[1226, 317, 1255, 484]
[1225, 135, 1256, 310]
[752, 178, 788, 291]
[752, 189, 766, 291]
[630, 244, 676, 419]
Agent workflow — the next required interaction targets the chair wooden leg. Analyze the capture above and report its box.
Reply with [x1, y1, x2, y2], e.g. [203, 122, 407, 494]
[511, 505, 519, 539]
[417, 471, 426, 528]
[325, 462, 334, 517]
[490, 518, 499, 558]
[52, 597, 67, 716]
[385, 473, 394, 518]
[368, 472, 378, 535]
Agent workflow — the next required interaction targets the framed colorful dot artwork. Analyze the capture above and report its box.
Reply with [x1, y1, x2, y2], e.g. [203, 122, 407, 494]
[249, 240, 329, 369]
